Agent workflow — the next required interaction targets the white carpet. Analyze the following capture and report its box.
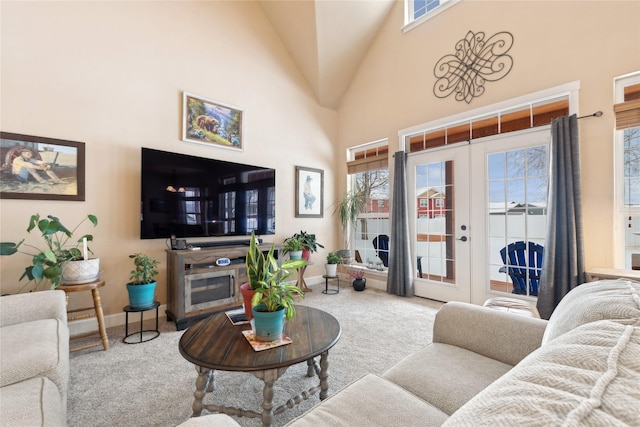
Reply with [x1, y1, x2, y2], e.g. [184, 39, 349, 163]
[68, 284, 442, 427]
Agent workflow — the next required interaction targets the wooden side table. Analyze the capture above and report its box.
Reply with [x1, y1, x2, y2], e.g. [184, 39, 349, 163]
[296, 264, 313, 292]
[60, 280, 109, 352]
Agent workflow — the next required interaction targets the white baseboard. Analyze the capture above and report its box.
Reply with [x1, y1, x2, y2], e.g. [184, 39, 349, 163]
[67, 274, 387, 336]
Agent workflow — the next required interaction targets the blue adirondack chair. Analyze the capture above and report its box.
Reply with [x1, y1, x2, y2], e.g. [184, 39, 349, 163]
[372, 234, 390, 267]
[499, 241, 544, 296]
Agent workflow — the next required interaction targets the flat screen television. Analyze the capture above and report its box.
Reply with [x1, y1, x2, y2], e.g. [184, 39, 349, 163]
[140, 148, 275, 240]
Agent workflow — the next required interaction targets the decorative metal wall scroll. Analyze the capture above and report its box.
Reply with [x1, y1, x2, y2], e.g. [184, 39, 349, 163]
[433, 31, 514, 104]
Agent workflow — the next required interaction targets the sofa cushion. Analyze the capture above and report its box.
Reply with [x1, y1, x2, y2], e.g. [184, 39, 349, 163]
[382, 342, 512, 416]
[543, 279, 640, 344]
[178, 414, 242, 427]
[285, 374, 449, 426]
[0, 376, 65, 426]
[0, 318, 68, 401]
[443, 320, 640, 426]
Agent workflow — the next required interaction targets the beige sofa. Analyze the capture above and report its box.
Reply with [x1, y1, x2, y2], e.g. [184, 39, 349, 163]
[184, 279, 640, 426]
[0, 290, 70, 426]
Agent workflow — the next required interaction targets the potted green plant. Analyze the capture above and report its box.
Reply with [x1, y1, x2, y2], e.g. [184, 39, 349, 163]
[291, 230, 324, 260]
[334, 190, 367, 263]
[250, 252, 306, 341]
[126, 253, 159, 309]
[242, 232, 306, 321]
[241, 232, 273, 320]
[0, 213, 98, 291]
[350, 269, 366, 291]
[282, 235, 304, 260]
[325, 251, 342, 277]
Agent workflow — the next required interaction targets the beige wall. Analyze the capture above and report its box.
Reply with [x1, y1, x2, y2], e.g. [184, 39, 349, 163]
[0, 1, 339, 315]
[2, 0, 639, 316]
[338, 0, 640, 271]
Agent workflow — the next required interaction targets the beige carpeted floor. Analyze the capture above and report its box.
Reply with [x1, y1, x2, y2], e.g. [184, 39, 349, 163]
[68, 283, 442, 427]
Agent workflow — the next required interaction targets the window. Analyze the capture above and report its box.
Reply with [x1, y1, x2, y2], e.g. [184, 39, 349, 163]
[614, 72, 640, 269]
[404, 0, 459, 30]
[347, 140, 390, 269]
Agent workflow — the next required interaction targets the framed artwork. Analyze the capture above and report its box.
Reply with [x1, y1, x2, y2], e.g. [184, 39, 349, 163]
[295, 166, 323, 218]
[0, 132, 86, 201]
[182, 91, 244, 152]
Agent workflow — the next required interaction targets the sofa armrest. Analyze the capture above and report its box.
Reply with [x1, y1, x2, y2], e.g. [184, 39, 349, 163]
[0, 290, 67, 327]
[433, 301, 547, 366]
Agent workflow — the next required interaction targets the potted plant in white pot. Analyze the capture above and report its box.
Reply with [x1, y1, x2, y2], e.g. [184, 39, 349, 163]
[250, 253, 305, 341]
[325, 251, 342, 277]
[0, 213, 98, 291]
[126, 253, 159, 309]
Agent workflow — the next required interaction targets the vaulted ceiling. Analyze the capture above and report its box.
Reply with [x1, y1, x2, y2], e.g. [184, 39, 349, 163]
[258, 0, 395, 110]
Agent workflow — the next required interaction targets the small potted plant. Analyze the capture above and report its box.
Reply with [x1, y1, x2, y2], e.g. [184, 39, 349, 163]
[0, 213, 98, 291]
[350, 269, 367, 291]
[126, 253, 159, 309]
[291, 230, 324, 260]
[282, 235, 305, 260]
[325, 251, 342, 277]
[334, 190, 367, 263]
[250, 252, 306, 341]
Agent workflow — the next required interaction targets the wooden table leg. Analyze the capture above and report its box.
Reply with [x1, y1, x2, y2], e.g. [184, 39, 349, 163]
[91, 288, 109, 351]
[297, 265, 312, 293]
[319, 351, 330, 400]
[192, 366, 210, 417]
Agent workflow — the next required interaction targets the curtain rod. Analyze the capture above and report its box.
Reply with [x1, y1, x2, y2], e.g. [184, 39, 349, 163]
[577, 111, 603, 120]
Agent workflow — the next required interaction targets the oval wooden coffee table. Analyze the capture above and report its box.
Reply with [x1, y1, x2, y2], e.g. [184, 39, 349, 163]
[179, 305, 341, 427]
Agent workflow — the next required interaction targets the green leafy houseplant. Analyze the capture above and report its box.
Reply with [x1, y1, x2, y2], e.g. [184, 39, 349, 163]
[334, 190, 367, 250]
[128, 253, 159, 285]
[246, 232, 274, 291]
[0, 214, 98, 290]
[326, 251, 343, 265]
[247, 235, 307, 320]
[292, 230, 324, 253]
[281, 235, 304, 255]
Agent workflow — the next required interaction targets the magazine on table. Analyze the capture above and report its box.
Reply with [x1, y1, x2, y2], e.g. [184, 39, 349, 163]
[225, 307, 250, 325]
[242, 330, 292, 351]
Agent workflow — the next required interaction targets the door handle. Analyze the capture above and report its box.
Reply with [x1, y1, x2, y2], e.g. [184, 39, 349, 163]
[457, 236, 468, 242]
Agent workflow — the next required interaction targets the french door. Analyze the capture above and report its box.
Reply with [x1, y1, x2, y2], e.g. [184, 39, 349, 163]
[407, 143, 471, 303]
[408, 128, 550, 304]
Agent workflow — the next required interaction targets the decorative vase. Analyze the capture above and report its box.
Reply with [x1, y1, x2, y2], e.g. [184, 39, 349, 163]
[289, 250, 303, 260]
[302, 248, 311, 260]
[240, 282, 256, 320]
[353, 277, 366, 291]
[62, 258, 100, 284]
[337, 249, 352, 264]
[325, 263, 338, 277]
[252, 304, 285, 342]
[126, 281, 157, 309]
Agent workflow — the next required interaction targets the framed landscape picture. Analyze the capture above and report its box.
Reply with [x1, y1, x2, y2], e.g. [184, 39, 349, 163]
[0, 132, 86, 201]
[182, 92, 244, 152]
[295, 166, 323, 218]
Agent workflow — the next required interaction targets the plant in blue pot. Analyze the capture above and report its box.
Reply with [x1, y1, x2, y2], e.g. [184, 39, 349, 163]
[250, 251, 306, 342]
[126, 253, 159, 309]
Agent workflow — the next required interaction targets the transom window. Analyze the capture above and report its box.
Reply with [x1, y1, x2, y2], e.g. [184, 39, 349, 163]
[404, 0, 459, 30]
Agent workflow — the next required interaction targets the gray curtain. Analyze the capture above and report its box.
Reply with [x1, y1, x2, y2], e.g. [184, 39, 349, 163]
[387, 151, 414, 296]
[536, 114, 585, 319]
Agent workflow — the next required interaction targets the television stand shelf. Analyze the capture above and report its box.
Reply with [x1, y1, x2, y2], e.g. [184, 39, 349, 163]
[165, 243, 277, 330]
